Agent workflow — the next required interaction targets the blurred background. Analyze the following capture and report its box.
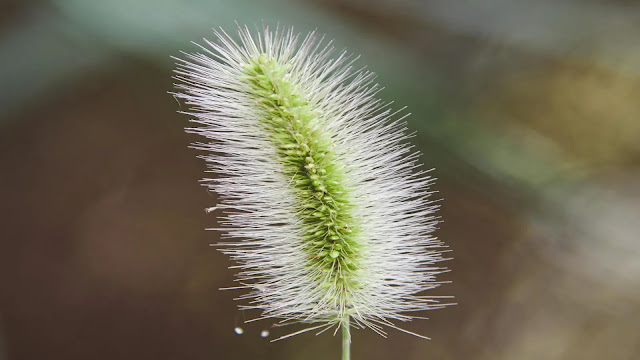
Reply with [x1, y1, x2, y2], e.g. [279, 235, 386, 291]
[1, 0, 639, 359]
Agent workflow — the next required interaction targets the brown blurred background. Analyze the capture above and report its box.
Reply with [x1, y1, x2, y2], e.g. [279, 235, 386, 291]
[1, 0, 639, 359]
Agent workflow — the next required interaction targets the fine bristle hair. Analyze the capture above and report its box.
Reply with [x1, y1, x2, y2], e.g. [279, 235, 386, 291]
[173, 25, 452, 339]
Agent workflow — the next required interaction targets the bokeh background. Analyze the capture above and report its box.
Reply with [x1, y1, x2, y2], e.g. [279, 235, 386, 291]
[1, 0, 640, 359]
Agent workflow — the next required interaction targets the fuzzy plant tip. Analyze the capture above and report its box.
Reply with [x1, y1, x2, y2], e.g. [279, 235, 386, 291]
[173, 25, 452, 339]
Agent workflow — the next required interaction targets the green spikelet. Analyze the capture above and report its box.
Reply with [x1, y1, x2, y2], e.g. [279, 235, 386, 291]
[243, 54, 361, 311]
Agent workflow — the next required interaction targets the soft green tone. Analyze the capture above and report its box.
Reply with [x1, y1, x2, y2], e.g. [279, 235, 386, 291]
[242, 54, 361, 318]
[342, 318, 351, 360]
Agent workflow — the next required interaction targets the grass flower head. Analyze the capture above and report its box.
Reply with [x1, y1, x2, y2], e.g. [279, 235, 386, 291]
[174, 25, 450, 341]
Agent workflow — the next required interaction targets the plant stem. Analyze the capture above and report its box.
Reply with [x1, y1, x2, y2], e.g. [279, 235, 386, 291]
[342, 317, 350, 360]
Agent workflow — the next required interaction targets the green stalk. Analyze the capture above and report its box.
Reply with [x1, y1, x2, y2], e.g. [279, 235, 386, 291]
[342, 317, 350, 360]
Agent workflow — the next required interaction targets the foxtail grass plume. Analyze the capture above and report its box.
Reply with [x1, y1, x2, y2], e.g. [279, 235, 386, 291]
[173, 25, 450, 341]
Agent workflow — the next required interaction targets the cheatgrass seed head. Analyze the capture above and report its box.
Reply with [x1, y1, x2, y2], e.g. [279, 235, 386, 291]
[173, 25, 452, 340]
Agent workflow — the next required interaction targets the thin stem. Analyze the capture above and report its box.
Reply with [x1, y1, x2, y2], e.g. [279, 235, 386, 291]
[342, 317, 350, 360]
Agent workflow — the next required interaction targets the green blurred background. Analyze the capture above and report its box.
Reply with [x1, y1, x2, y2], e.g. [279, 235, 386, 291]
[1, 0, 639, 359]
